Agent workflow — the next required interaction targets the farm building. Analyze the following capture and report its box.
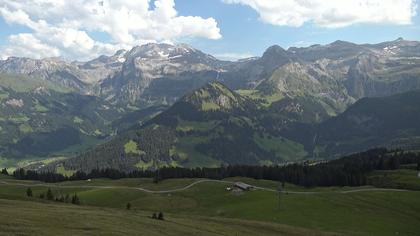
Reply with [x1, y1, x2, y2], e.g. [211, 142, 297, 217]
[234, 182, 253, 191]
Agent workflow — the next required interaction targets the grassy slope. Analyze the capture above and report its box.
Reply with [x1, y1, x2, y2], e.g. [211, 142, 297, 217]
[0, 199, 325, 236]
[253, 134, 307, 161]
[0, 73, 72, 93]
[368, 169, 420, 190]
[1, 176, 420, 235]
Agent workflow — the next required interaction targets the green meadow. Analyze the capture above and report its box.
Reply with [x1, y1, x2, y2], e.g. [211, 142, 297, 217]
[1, 173, 420, 235]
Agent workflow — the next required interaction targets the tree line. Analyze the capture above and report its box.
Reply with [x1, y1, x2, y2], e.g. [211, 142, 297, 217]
[25, 187, 81, 205]
[9, 148, 420, 187]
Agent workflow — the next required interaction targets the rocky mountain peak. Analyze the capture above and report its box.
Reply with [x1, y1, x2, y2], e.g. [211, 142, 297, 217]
[262, 45, 288, 58]
[329, 40, 356, 47]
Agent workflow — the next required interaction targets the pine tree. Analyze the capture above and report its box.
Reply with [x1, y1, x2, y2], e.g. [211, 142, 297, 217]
[126, 202, 131, 210]
[26, 188, 33, 197]
[71, 194, 80, 205]
[1, 168, 8, 175]
[46, 188, 54, 201]
[389, 156, 400, 170]
[153, 167, 160, 184]
[152, 213, 157, 219]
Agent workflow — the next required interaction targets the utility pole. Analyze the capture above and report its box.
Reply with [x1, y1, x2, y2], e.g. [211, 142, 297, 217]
[278, 183, 282, 210]
[153, 159, 160, 184]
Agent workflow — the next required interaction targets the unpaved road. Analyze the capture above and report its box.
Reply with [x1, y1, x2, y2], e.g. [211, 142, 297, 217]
[0, 179, 413, 194]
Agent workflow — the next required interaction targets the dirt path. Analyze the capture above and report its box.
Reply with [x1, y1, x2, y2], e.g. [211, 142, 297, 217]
[0, 179, 413, 194]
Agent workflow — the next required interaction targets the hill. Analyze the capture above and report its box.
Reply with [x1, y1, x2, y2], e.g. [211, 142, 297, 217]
[313, 90, 420, 157]
[48, 85, 420, 172]
[0, 74, 164, 164]
[1, 174, 420, 236]
[0, 199, 324, 236]
[54, 82, 308, 173]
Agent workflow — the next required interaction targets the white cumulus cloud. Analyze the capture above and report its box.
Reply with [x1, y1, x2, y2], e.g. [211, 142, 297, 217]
[223, 0, 417, 28]
[0, 0, 222, 61]
[214, 52, 256, 61]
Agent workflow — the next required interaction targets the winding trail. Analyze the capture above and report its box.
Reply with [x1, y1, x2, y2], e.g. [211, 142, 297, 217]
[0, 179, 413, 194]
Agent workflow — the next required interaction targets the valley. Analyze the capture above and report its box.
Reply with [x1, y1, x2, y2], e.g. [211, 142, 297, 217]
[1, 1, 420, 235]
[2, 39, 420, 172]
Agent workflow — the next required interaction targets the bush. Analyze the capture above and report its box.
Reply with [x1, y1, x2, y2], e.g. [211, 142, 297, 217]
[26, 188, 33, 197]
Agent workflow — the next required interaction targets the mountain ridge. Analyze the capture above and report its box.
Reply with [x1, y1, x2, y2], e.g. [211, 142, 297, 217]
[2, 39, 420, 169]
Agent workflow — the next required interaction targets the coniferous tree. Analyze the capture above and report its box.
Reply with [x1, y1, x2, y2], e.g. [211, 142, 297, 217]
[71, 194, 80, 205]
[46, 188, 54, 201]
[153, 166, 160, 184]
[158, 212, 164, 220]
[1, 168, 8, 175]
[152, 213, 157, 219]
[39, 193, 45, 199]
[126, 202, 131, 210]
[389, 156, 400, 170]
[65, 194, 70, 203]
[26, 188, 33, 197]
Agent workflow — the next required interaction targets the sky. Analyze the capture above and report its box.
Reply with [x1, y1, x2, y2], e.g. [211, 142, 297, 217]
[0, 0, 419, 61]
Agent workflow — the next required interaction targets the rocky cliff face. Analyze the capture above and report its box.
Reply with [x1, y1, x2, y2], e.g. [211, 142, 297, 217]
[99, 43, 229, 105]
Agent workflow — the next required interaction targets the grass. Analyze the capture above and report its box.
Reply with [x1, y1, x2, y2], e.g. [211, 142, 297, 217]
[56, 165, 76, 177]
[124, 140, 146, 156]
[33, 100, 49, 113]
[0, 73, 73, 93]
[135, 160, 155, 170]
[0, 91, 9, 100]
[172, 136, 221, 168]
[19, 123, 34, 134]
[8, 115, 30, 124]
[236, 89, 284, 107]
[73, 116, 84, 124]
[1, 175, 420, 235]
[0, 199, 330, 236]
[254, 134, 307, 161]
[368, 169, 420, 190]
[201, 102, 220, 111]
[175, 121, 218, 132]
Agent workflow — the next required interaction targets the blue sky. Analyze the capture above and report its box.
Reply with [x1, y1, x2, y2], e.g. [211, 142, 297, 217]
[176, 0, 420, 59]
[0, 0, 418, 60]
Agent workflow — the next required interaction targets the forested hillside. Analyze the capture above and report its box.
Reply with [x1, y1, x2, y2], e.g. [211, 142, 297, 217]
[45, 83, 420, 173]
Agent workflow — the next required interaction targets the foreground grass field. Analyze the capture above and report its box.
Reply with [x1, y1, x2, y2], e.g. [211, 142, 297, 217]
[1, 175, 420, 235]
[0, 199, 333, 236]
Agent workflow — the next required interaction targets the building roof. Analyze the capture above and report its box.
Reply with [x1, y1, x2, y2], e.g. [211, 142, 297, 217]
[234, 182, 253, 189]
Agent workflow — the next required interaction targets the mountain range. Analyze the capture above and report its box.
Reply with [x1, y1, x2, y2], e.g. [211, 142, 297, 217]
[1, 38, 420, 171]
